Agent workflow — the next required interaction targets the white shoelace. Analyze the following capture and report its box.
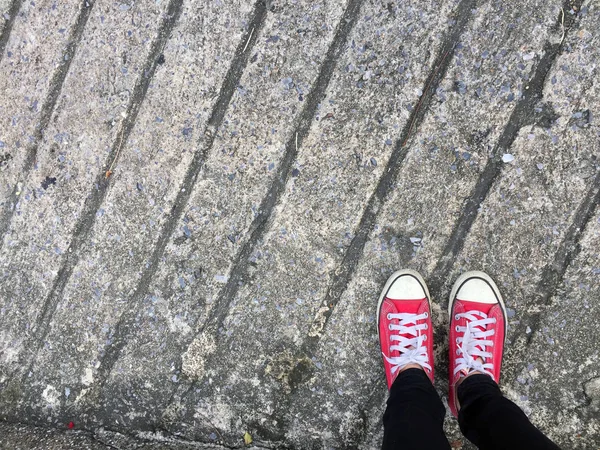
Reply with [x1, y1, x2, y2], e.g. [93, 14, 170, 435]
[383, 312, 431, 375]
[454, 310, 496, 377]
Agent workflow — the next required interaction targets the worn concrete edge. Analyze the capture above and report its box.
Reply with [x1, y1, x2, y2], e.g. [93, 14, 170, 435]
[0, 419, 278, 450]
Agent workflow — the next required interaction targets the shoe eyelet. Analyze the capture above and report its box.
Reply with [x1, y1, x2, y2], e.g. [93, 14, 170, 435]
[493, 318, 497, 324]
[456, 338, 460, 343]
[423, 335, 427, 341]
[455, 325, 460, 332]
[455, 314, 460, 321]
[423, 312, 429, 318]
[388, 324, 392, 330]
[387, 313, 391, 320]
[423, 324, 428, 330]
[456, 349, 461, 355]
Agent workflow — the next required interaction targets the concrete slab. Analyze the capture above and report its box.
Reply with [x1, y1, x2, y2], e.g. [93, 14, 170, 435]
[445, 4, 600, 446]
[166, 0, 459, 442]
[37, 0, 259, 430]
[445, 2, 598, 446]
[0, 0, 598, 448]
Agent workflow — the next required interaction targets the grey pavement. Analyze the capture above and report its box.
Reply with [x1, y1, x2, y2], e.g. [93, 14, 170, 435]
[0, 0, 599, 448]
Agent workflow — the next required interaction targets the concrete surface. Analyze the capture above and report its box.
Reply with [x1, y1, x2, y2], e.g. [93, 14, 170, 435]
[0, 0, 599, 448]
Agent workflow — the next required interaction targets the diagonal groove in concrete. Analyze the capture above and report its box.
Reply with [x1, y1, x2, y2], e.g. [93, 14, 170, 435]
[509, 166, 600, 365]
[193, 0, 366, 345]
[300, 0, 477, 357]
[0, 0, 22, 65]
[87, 0, 270, 394]
[257, 0, 478, 440]
[161, 0, 367, 426]
[427, 0, 585, 297]
[0, 0, 94, 248]
[11, 0, 185, 386]
[355, 2, 588, 443]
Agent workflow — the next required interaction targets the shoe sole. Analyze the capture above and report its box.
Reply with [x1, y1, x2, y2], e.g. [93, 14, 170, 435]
[376, 269, 431, 338]
[448, 270, 508, 343]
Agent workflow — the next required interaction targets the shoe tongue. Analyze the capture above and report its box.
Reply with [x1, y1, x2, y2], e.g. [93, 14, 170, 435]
[457, 300, 495, 316]
[458, 301, 494, 359]
[385, 298, 426, 315]
[386, 299, 427, 347]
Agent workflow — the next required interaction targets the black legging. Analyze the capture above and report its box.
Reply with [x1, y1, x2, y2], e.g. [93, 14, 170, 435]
[382, 368, 560, 450]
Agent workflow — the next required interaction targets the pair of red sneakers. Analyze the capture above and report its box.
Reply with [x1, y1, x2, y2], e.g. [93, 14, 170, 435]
[377, 270, 507, 416]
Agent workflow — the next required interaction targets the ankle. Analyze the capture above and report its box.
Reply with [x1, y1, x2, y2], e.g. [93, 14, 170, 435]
[456, 369, 486, 387]
[454, 369, 490, 412]
[399, 363, 424, 374]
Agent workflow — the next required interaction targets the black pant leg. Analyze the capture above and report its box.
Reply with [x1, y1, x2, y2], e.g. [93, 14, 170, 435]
[382, 368, 450, 450]
[458, 374, 560, 450]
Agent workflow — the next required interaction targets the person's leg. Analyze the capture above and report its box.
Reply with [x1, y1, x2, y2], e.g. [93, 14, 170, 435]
[378, 270, 450, 450]
[383, 368, 450, 450]
[457, 374, 560, 449]
[447, 271, 559, 450]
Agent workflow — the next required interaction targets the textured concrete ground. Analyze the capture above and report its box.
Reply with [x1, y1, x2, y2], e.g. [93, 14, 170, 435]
[0, 0, 599, 448]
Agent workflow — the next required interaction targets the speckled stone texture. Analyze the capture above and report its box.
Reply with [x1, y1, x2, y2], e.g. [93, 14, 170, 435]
[0, 0, 599, 449]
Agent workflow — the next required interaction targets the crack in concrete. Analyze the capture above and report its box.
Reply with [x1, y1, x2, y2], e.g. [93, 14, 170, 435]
[0, 419, 280, 449]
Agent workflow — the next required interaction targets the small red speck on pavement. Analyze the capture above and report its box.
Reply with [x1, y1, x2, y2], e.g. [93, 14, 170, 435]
[67, 422, 75, 429]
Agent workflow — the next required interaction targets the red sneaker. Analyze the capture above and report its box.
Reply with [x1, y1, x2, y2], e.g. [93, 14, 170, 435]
[448, 271, 507, 416]
[377, 270, 434, 389]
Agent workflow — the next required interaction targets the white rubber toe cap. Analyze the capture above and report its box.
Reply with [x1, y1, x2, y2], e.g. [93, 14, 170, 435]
[387, 273, 427, 300]
[455, 277, 498, 304]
